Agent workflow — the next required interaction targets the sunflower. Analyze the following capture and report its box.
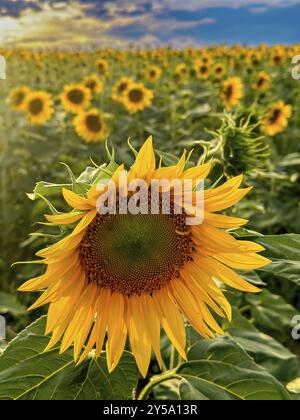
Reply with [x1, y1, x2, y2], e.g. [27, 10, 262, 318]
[24, 91, 54, 125]
[221, 77, 244, 110]
[19, 137, 270, 377]
[111, 77, 133, 103]
[73, 108, 108, 143]
[194, 59, 210, 80]
[121, 82, 153, 113]
[146, 65, 162, 83]
[270, 48, 285, 66]
[261, 101, 292, 136]
[83, 74, 103, 95]
[9, 86, 31, 111]
[96, 58, 109, 76]
[252, 71, 270, 91]
[60, 84, 92, 114]
[175, 63, 188, 77]
[213, 63, 225, 80]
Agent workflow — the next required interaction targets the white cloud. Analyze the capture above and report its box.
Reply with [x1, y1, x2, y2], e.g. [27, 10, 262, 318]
[0, 0, 217, 48]
[160, 0, 300, 10]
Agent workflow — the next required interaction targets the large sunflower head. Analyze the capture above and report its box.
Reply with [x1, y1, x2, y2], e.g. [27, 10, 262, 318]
[111, 77, 133, 103]
[9, 86, 31, 111]
[19, 137, 270, 378]
[121, 82, 153, 113]
[73, 108, 108, 143]
[220, 77, 244, 110]
[24, 90, 54, 125]
[60, 84, 92, 114]
[83, 74, 103, 95]
[261, 100, 292, 136]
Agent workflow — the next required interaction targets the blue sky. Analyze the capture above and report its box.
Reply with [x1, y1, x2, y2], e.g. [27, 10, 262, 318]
[0, 0, 299, 48]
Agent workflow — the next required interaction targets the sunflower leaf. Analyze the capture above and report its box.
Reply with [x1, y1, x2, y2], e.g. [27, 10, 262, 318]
[175, 333, 291, 400]
[0, 316, 138, 400]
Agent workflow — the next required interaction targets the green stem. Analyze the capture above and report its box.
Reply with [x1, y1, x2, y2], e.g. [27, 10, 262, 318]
[138, 370, 181, 401]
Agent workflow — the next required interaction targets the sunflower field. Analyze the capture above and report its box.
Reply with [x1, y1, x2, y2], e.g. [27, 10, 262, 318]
[0, 45, 300, 402]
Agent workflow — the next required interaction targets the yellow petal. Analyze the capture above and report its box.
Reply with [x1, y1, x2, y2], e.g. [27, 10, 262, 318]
[106, 293, 127, 372]
[154, 150, 186, 180]
[194, 254, 262, 292]
[127, 295, 152, 378]
[63, 188, 94, 210]
[205, 187, 253, 212]
[181, 162, 211, 182]
[170, 279, 214, 339]
[128, 136, 156, 183]
[139, 294, 164, 369]
[45, 212, 85, 225]
[204, 212, 248, 228]
[154, 287, 187, 360]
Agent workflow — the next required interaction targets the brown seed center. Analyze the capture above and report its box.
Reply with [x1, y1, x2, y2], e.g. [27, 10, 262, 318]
[67, 89, 84, 105]
[29, 98, 44, 115]
[79, 201, 192, 296]
[129, 88, 144, 103]
[85, 115, 102, 133]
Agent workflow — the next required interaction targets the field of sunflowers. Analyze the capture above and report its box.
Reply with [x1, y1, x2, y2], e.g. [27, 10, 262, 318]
[0, 44, 300, 401]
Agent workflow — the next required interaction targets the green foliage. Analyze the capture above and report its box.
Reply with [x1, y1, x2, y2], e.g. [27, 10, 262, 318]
[0, 317, 138, 400]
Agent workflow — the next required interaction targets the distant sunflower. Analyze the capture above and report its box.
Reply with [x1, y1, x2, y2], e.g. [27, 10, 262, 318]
[73, 109, 108, 143]
[175, 63, 187, 77]
[146, 65, 162, 83]
[111, 77, 133, 103]
[121, 82, 153, 113]
[60, 84, 92, 114]
[199, 53, 213, 66]
[96, 58, 109, 76]
[19, 137, 270, 377]
[194, 59, 210, 80]
[24, 91, 54, 125]
[9, 86, 31, 111]
[213, 63, 225, 80]
[261, 101, 292, 136]
[252, 71, 270, 91]
[83, 74, 103, 95]
[270, 49, 285, 66]
[221, 77, 244, 110]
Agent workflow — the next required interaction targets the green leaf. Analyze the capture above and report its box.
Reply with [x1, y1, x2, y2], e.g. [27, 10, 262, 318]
[27, 181, 71, 201]
[178, 378, 209, 400]
[0, 317, 138, 400]
[227, 308, 300, 383]
[245, 290, 298, 332]
[254, 234, 300, 286]
[0, 292, 26, 317]
[178, 330, 291, 400]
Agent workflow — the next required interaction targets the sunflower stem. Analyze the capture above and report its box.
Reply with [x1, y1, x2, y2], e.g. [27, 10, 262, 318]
[137, 370, 181, 401]
[169, 345, 178, 370]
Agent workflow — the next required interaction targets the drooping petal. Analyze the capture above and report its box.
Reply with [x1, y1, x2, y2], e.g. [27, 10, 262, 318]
[154, 287, 187, 360]
[127, 295, 152, 378]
